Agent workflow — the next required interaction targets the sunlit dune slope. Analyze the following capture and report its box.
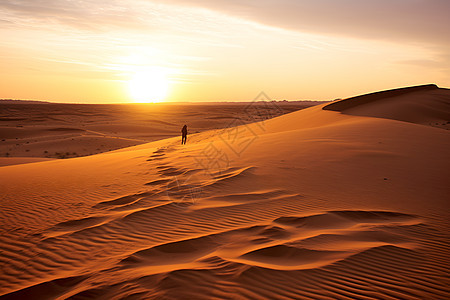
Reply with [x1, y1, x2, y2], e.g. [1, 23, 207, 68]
[1, 86, 449, 299]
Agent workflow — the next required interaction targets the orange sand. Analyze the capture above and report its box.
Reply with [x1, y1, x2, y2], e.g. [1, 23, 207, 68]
[0, 86, 449, 299]
[0, 102, 308, 165]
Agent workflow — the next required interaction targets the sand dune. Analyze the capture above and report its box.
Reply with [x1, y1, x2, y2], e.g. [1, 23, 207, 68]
[0, 86, 449, 299]
[323, 84, 438, 111]
[0, 157, 54, 167]
[0, 102, 310, 165]
[323, 84, 450, 129]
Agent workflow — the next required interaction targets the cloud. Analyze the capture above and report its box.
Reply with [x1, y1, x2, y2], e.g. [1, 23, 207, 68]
[1, 0, 448, 85]
[397, 53, 450, 76]
[0, 0, 156, 32]
[3, 0, 449, 48]
[151, 0, 450, 79]
[155, 0, 450, 47]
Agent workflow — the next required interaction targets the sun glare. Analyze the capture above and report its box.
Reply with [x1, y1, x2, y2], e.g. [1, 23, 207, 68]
[128, 68, 169, 103]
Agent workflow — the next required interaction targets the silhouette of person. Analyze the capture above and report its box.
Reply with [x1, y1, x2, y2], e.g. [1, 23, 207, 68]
[181, 124, 188, 145]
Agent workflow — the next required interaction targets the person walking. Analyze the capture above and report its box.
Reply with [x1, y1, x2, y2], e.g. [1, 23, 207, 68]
[181, 124, 188, 145]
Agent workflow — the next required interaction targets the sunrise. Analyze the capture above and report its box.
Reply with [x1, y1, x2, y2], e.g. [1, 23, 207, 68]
[1, 1, 449, 299]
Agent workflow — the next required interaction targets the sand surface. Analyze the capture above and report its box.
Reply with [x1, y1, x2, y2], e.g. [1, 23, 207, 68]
[0, 102, 309, 165]
[0, 88, 449, 299]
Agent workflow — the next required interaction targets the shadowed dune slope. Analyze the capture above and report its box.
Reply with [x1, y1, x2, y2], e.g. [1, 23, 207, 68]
[323, 84, 450, 129]
[0, 86, 449, 299]
[323, 84, 438, 111]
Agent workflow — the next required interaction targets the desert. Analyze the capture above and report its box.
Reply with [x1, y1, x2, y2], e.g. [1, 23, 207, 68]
[1, 84, 449, 299]
[2, 0, 450, 298]
[0, 101, 312, 167]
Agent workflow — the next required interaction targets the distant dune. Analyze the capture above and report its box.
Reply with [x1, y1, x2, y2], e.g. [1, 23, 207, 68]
[0, 102, 312, 166]
[0, 86, 449, 299]
[0, 99, 51, 104]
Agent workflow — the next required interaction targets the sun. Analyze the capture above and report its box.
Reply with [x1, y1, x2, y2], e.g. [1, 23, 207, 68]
[128, 68, 169, 103]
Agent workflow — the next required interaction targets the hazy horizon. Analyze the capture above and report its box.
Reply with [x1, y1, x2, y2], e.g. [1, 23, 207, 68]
[0, 98, 330, 105]
[1, 0, 449, 104]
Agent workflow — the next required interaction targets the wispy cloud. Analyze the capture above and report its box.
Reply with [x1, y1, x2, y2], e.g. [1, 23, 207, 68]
[3, 0, 449, 49]
[0, 0, 151, 31]
[154, 0, 450, 79]
[154, 0, 450, 46]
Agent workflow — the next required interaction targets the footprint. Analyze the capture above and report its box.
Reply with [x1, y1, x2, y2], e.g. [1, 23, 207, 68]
[145, 178, 172, 186]
[121, 236, 218, 266]
[93, 192, 151, 209]
[1, 275, 88, 300]
[158, 167, 187, 176]
[146, 157, 165, 161]
[45, 216, 108, 237]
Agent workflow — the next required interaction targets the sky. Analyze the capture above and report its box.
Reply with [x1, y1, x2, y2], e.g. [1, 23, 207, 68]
[1, 0, 449, 103]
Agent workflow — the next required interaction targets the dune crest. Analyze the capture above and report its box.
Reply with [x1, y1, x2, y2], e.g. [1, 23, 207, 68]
[323, 84, 438, 111]
[323, 84, 450, 129]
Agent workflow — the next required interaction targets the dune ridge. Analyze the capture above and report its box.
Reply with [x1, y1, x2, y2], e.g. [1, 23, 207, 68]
[323, 84, 450, 130]
[323, 84, 438, 111]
